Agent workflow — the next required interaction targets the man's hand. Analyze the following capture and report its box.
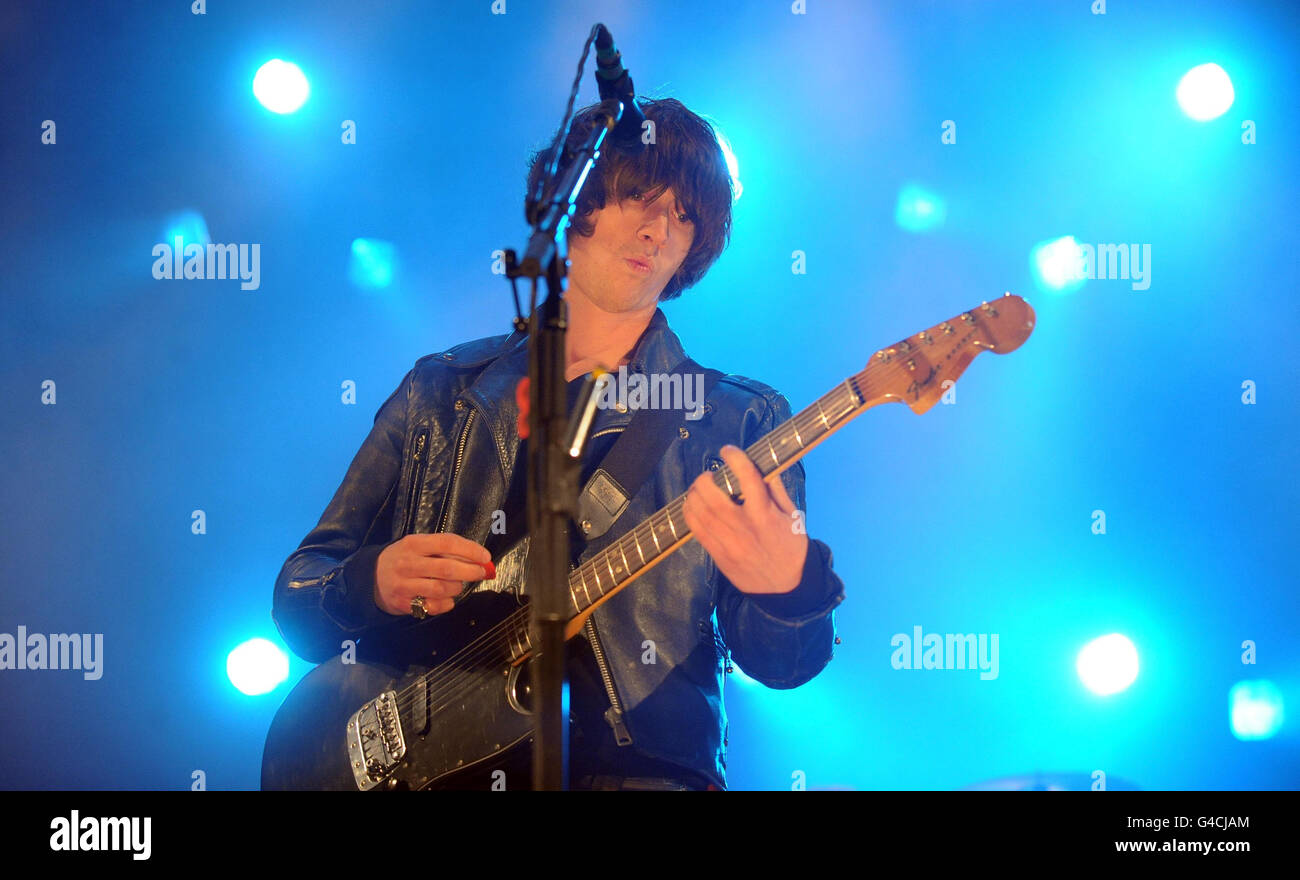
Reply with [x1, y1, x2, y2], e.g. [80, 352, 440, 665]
[681, 444, 809, 595]
[374, 533, 494, 617]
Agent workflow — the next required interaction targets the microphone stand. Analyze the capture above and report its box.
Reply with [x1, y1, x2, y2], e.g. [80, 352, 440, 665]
[502, 96, 624, 791]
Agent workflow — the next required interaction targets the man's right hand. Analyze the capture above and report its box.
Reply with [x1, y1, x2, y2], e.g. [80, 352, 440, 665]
[374, 533, 495, 617]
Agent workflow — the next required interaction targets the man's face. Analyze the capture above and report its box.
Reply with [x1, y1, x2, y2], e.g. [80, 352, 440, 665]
[566, 185, 695, 313]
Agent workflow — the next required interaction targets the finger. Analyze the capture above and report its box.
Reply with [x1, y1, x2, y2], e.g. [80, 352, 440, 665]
[411, 532, 492, 565]
[694, 475, 759, 548]
[691, 470, 738, 517]
[402, 577, 463, 599]
[405, 593, 455, 616]
[404, 555, 494, 583]
[430, 578, 467, 599]
[684, 478, 745, 552]
[385, 585, 445, 617]
[767, 470, 797, 516]
[717, 445, 768, 519]
[682, 493, 729, 564]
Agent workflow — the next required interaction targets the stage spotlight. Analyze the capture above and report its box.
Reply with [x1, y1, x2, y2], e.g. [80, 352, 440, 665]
[253, 59, 310, 114]
[714, 130, 743, 201]
[894, 184, 946, 233]
[1229, 680, 1284, 741]
[1029, 235, 1086, 293]
[1176, 63, 1234, 122]
[348, 238, 397, 289]
[227, 638, 289, 696]
[1076, 633, 1139, 696]
[161, 210, 211, 252]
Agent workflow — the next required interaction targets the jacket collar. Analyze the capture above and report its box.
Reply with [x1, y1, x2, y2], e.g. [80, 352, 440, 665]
[458, 306, 691, 475]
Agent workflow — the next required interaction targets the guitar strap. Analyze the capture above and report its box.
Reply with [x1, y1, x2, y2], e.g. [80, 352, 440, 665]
[575, 356, 724, 546]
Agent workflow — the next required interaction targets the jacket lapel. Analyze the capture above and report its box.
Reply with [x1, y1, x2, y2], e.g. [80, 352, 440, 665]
[456, 307, 693, 479]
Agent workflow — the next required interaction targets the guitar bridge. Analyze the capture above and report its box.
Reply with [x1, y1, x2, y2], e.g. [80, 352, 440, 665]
[345, 690, 406, 790]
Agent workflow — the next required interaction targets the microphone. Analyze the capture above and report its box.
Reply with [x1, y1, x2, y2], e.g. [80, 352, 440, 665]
[593, 24, 646, 153]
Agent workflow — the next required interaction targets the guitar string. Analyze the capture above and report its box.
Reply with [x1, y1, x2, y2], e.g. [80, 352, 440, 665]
[385, 399, 853, 721]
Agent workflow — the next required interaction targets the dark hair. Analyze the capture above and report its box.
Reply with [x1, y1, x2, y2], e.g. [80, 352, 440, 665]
[524, 97, 734, 301]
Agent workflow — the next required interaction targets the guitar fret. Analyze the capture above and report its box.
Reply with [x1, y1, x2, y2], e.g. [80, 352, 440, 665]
[767, 437, 778, 466]
[605, 554, 618, 587]
[816, 400, 830, 429]
[666, 510, 678, 540]
[580, 566, 593, 605]
[650, 523, 661, 552]
[792, 421, 804, 447]
[633, 531, 646, 565]
[618, 543, 632, 576]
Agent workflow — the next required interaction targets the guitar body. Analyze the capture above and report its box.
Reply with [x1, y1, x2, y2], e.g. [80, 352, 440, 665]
[261, 588, 536, 791]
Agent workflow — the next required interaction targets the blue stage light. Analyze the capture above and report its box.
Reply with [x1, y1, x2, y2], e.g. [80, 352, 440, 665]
[227, 638, 289, 696]
[894, 184, 946, 233]
[1030, 235, 1086, 293]
[1076, 633, 1139, 696]
[1176, 63, 1234, 122]
[161, 210, 211, 252]
[253, 59, 310, 114]
[348, 238, 397, 289]
[715, 130, 743, 202]
[1229, 680, 1284, 740]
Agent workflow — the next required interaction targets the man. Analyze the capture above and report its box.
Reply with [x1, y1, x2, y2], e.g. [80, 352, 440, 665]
[273, 97, 846, 791]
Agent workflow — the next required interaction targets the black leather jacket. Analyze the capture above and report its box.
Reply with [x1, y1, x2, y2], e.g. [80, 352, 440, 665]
[272, 308, 846, 789]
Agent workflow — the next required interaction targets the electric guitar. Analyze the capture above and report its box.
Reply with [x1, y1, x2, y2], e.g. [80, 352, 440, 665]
[260, 293, 1036, 790]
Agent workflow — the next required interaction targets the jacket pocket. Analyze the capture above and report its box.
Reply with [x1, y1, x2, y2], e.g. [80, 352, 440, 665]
[400, 427, 431, 535]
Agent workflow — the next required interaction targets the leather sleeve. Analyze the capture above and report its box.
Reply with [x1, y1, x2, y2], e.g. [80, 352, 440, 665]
[714, 391, 846, 689]
[271, 368, 414, 663]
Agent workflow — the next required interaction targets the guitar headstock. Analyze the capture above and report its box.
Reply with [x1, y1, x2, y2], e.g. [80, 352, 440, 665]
[857, 292, 1035, 414]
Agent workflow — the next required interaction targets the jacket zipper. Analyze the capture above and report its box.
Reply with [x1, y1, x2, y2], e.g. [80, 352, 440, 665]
[576, 422, 632, 745]
[401, 430, 430, 535]
[434, 408, 476, 535]
[583, 615, 633, 746]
